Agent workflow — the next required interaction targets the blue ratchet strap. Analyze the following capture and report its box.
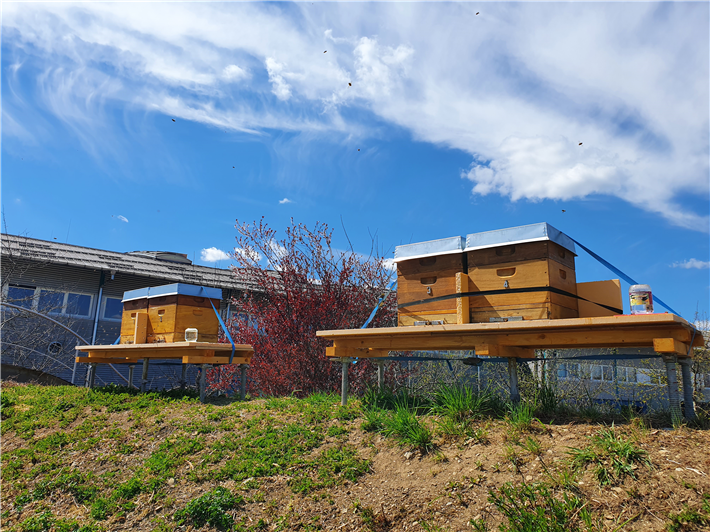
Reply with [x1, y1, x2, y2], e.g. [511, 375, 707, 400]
[202, 287, 237, 364]
[570, 237, 681, 317]
[361, 278, 397, 329]
[113, 337, 120, 345]
[351, 278, 398, 366]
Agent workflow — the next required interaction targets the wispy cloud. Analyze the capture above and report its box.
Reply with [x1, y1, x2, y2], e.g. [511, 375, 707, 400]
[116, 215, 128, 223]
[201, 247, 230, 262]
[672, 258, 710, 269]
[3, 3, 708, 230]
[279, 198, 293, 204]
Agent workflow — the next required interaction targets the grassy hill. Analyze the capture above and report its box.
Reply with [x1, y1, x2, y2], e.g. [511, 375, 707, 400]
[1, 381, 709, 532]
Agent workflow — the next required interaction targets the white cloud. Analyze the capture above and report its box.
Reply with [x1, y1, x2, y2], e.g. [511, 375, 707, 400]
[279, 197, 293, 204]
[116, 215, 128, 223]
[222, 64, 248, 82]
[672, 258, 710, 269]
[3, 3, 708, 230]
[201, 247, 230, 262]
[265, 58, 291, 101]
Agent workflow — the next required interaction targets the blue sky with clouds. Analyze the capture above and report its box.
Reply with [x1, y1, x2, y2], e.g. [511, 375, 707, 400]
[2, 2, 708, 321]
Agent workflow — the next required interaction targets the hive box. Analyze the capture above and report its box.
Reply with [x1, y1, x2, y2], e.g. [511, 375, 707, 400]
[120, 284, 222, 344]
[464, 223, 579, 322]
[394, 236, 466, 326]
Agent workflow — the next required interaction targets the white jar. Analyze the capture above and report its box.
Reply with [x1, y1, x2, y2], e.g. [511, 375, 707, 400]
[629, 284, 653, 315]
[185, 328, 199, 342]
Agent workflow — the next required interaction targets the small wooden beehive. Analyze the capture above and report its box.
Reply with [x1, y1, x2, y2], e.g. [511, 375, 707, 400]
[465, 223, 579, 322]
[394, 236, 466, 326]
[120, 284, 221, 344]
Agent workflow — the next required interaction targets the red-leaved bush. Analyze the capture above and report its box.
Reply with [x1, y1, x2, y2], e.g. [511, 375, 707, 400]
[213, 218, 402, 397]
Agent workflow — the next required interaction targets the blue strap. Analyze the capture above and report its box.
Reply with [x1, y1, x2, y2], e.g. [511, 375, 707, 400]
[202, 287, 236, 364]
[113, 337, 120, 345]
[569, 237, 681, 317]
[361, 278, 397, 329]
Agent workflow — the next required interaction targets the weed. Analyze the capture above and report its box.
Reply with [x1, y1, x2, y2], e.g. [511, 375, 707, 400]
[521, 436, 543, 456]
[382, 404, 434, 452]
[488, 482, 593, 532]
[505, 402, 538, 433]
[174, 486, 243, 530]
[15, 509, 100, 532]
[326, 425, 349, 437]
[567, 426, 650, 486]
[430, 384, 493, 421]
[666, 496, 710, 532]
[361, 408, 387, 433]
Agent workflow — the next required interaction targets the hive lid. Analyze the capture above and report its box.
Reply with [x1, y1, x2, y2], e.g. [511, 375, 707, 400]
[394, 236, 466, 263]
[122, 283, 222, 302]
[121, 287, 151, 302]
[464, 222, 576, 254]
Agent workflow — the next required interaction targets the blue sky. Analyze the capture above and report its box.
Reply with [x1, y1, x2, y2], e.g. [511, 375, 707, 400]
[2, 2, 708, 321]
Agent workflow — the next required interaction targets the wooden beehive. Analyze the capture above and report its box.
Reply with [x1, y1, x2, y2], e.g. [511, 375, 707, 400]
[464, 223, 579, 322]
[394, 236, 465, 326]
[120, 284, 221, 344]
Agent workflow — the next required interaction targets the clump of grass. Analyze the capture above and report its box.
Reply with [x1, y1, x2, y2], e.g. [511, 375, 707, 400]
[666, 496, 710, 531]
[174, 486, 243, 530]
[487, 482, 595, 532]
[505, 402, 538, 433]
[567, 425, 651, 486]
[382, 403, 434, 452]
[430, 384, 494, 421]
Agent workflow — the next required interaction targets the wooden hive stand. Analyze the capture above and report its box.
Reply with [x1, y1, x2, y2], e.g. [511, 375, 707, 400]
[76, 283, 254, 402]
[317, 313, 704, 422]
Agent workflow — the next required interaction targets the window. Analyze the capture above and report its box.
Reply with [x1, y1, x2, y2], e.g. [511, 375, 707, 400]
[103, 297, 123, 320]
[7, 285, 35, 308]
[66, 293, 91, 316]
[38, 290, 64, 314]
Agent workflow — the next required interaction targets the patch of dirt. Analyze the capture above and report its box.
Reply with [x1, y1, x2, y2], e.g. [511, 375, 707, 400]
[2, 386, 709, 531]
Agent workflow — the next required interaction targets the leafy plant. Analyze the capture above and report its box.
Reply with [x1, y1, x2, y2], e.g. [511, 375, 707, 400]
[174, 486, 243, 530]
[567, 426, 650, 486]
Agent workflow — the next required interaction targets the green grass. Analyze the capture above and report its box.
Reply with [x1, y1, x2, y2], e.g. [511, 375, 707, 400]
[666, 496, 710, 531]
[567, 425, 651, 486]
[487, 482, 595, 532]
[430, 384, 495, 421]
[174, 486, 243, 530]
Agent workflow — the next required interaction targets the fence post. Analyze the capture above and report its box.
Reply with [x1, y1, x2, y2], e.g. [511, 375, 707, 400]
[508, 358, 520, 403]
[141, 359, 150, 393]
[128, 365, 135, 389]
[678, 358, 696, 420]
[180, 364, 188, 389]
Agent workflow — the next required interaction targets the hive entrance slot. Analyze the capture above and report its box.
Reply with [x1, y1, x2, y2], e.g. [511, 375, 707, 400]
[420, 276, 437, 285]
[496, 267, 516, 278]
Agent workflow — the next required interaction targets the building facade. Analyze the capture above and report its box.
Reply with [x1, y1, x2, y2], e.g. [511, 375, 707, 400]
[1, 234, 246, 390]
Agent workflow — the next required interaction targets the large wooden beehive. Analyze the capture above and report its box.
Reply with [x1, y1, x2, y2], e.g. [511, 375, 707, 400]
[395, 236, 466, 326]
[464, 224, 579, 322]
[392, 223, 618, 325]
[120, 283, 221, 344]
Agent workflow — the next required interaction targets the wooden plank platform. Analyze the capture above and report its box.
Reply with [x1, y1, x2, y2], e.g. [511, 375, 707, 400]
[317, 314, 703, 358]
[75, 341, 254, 364]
